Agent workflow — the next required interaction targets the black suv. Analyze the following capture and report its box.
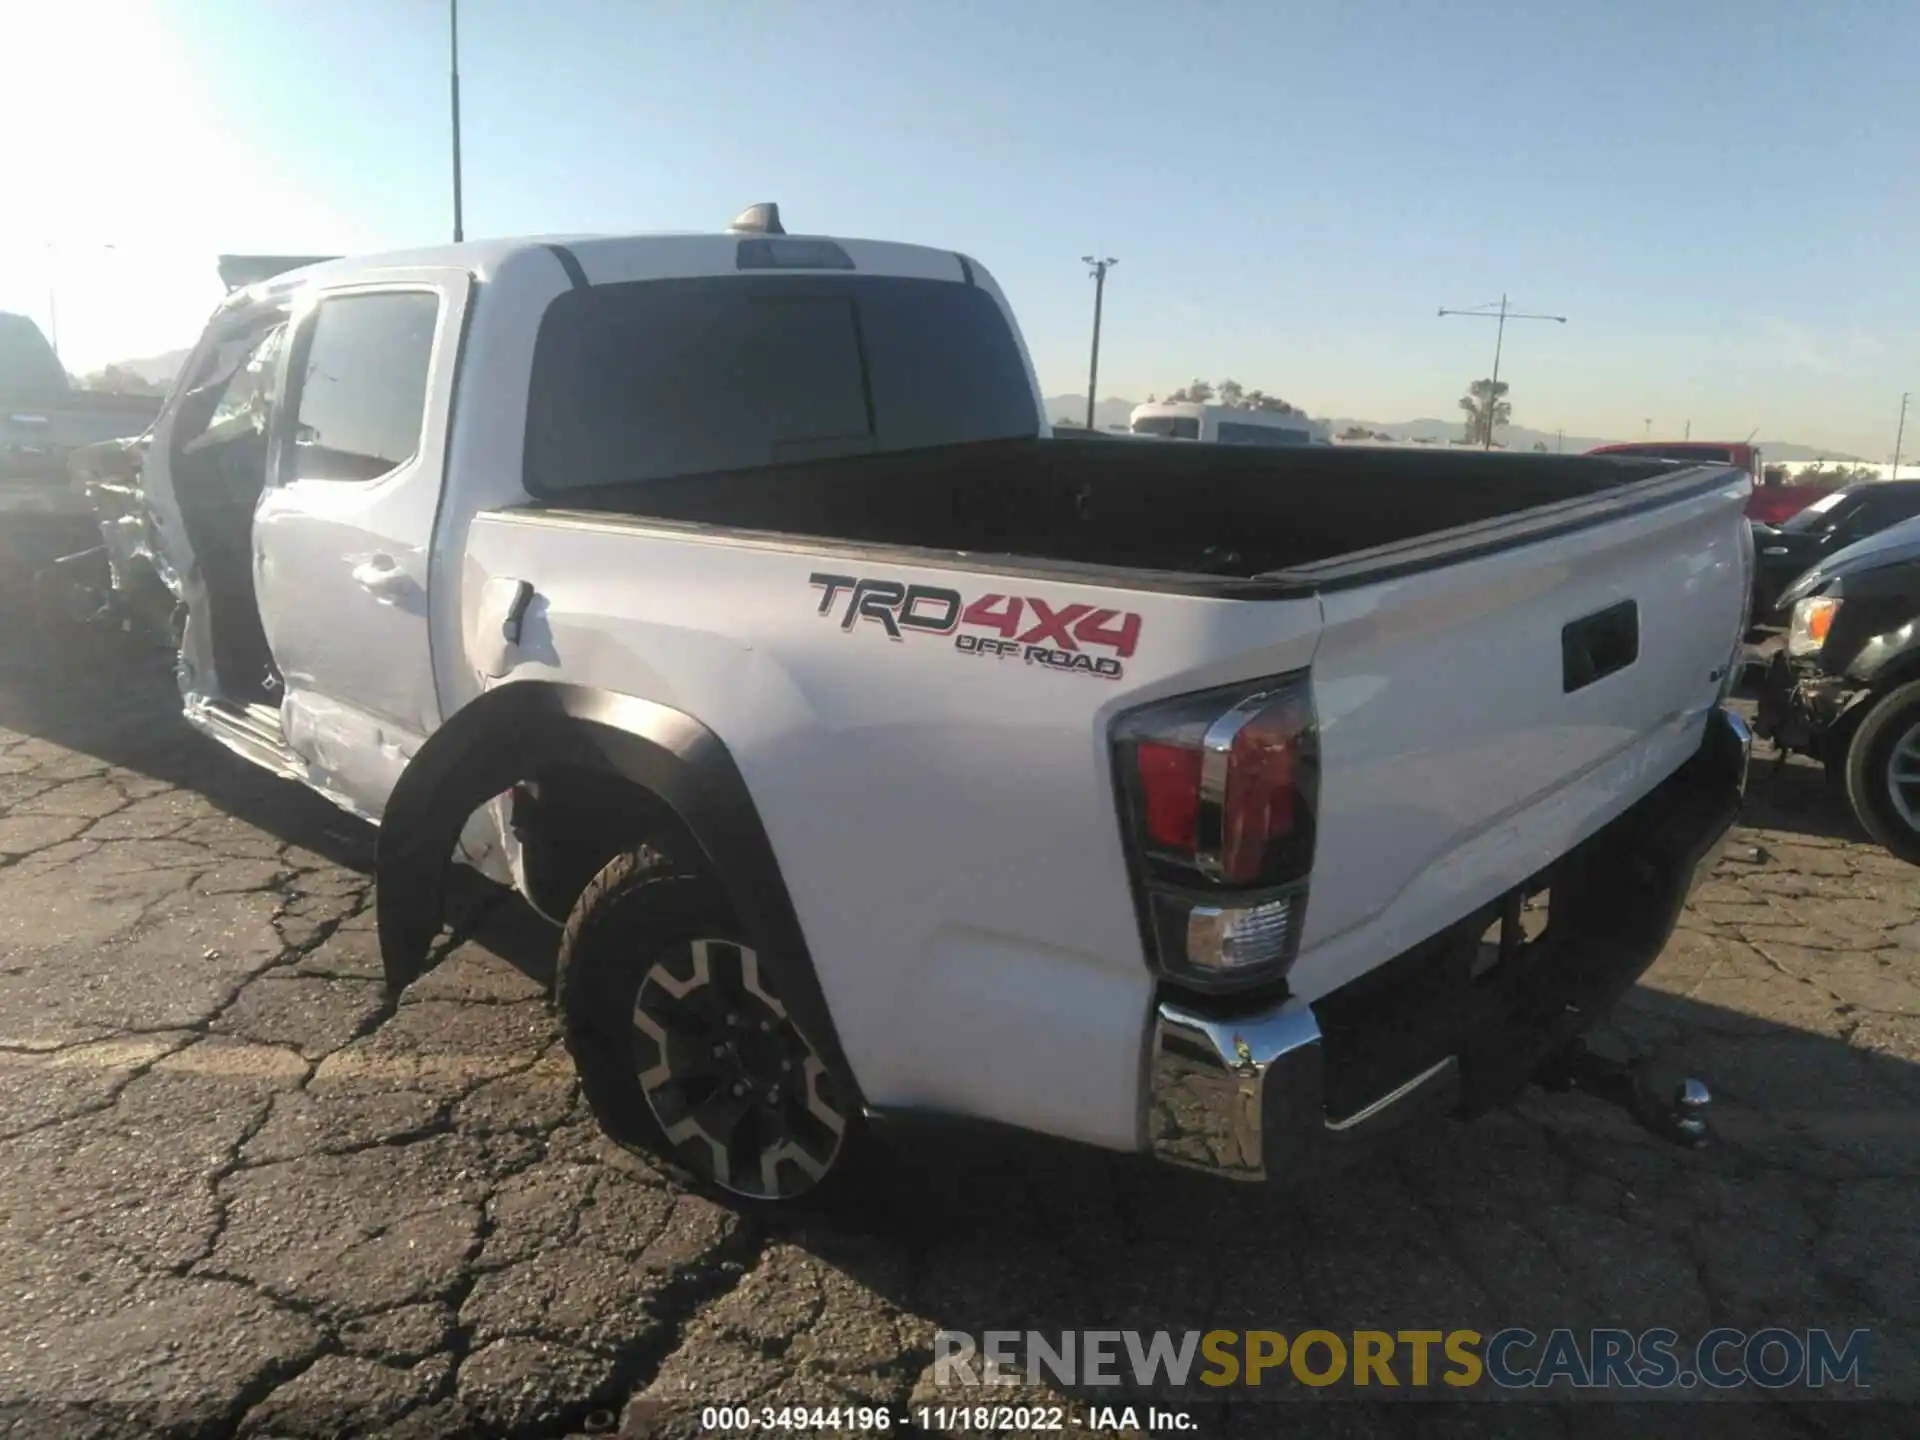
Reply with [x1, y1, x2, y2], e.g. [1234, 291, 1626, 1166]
[1750, 481, 1920, 622]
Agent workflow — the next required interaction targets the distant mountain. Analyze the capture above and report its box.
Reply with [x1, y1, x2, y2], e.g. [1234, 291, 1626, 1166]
[111, 348, 192, 389]
[1043, 395, 1861, 463]
[1046, 396, 1142, 433]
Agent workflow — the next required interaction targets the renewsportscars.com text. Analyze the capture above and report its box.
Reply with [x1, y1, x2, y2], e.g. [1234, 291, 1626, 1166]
[934, 1327, 1873, 1393]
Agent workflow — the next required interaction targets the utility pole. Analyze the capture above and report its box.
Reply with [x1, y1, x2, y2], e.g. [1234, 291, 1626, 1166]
[45, 242, 57, 362]
[450, 0, 465, 243]
[1082, 256, 1116, 432]
[1684, 419, 1691, 441]
[1643, 418, 1653, 439]
[1894, 392, 1911, 481]
[1438, 294, 1566, 450]
[42, 241, 115, 367]
[1556, 428, 1564, 454]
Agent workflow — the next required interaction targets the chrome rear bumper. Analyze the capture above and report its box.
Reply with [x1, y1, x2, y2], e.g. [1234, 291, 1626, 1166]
[1146, 704, 1750, 1184]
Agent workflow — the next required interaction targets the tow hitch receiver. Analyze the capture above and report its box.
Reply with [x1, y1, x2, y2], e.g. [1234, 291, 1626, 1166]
[1535, 1036, 1713, 1148]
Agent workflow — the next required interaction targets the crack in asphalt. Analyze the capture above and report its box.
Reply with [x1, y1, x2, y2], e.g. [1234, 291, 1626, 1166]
[0, 647, 1916, 1436]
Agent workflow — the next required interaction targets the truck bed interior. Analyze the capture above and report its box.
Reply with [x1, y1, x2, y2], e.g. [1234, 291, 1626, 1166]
[532, 438, 1687, 580]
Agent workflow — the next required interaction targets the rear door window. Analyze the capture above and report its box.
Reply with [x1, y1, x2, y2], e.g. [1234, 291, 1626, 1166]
[1879, 489, 1920, 523]
[523, 275, 1036, 493]
[287, 291, 440, 483]
[1780, 490, 1852, 534]
[198, 327, 285, 440]
[1839, 489, 1920, 539]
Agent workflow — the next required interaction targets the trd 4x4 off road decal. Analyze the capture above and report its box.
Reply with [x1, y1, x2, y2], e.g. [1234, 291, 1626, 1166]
[808, 573, 1141, 680]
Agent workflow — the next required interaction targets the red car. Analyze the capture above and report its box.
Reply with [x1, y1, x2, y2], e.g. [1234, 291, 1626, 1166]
[1585, 441, 1828, 525]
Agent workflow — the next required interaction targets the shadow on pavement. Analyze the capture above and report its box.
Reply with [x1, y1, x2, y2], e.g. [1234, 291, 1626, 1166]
[0, 625, 374, 872]
[772, 981, 1917, 1429]
[1738, 746, 1871, 849]
[1727, 661, 1874, 851]
[3, 606, 1915, 1432]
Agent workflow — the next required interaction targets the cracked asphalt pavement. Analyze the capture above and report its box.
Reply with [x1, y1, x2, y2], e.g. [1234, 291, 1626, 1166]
[0, 620, 1914, 1439]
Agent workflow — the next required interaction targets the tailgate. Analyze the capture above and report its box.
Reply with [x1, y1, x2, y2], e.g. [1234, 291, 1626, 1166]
[1286, 466, 1751, 1001]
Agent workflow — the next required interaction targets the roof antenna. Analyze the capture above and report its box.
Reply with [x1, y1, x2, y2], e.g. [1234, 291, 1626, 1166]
[1744, 426, 1760, 443]
[728, 203, 786, 236]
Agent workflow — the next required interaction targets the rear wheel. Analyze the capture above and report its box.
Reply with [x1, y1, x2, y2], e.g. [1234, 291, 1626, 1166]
[555, 846, 859, 1203]
[1843, 681, 1920, 865]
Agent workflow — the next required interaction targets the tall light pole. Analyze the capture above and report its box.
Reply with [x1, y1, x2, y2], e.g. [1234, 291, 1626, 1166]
[1894, 392, 1911, 480]
[43, 241, 116, 366]
[1082, 256, 1116, 432]
[450, 0, 465, 243]
[1438, 294, 1566, 450]
[45, 242, 58, 361]
[1684, 419, 1691, 441]
[1643, 418, 1653, 439]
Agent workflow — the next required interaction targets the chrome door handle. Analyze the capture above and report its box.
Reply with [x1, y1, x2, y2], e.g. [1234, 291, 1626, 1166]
[351, 554, 417, 602]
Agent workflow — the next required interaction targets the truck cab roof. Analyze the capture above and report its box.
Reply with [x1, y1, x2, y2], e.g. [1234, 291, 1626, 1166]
[244, 226, 983, 303]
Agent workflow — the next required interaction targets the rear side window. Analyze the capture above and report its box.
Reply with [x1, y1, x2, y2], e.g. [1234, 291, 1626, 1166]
[1217, 420, 1311, 447]
[523, 275, 1036, 493]
[289, 291, 439, 483]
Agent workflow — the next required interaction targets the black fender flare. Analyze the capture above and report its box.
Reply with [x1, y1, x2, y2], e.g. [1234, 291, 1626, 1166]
[1823, 629, 1920, 779]
[376, 681, 858, 1097]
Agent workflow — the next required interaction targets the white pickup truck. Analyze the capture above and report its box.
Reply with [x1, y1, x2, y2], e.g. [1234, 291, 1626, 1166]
[67, 205, 1753, 1204]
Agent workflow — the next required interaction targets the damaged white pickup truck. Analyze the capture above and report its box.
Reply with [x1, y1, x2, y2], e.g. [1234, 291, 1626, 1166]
[58, 205, 1753, 1204]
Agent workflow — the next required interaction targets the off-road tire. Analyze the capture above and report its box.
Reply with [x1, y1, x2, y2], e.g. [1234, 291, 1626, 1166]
[555, 845, 861, 1206]
[1843, 680, 1920, 866]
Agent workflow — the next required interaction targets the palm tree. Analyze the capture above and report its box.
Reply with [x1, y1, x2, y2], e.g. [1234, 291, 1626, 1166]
[1459, 378, 1512, 447]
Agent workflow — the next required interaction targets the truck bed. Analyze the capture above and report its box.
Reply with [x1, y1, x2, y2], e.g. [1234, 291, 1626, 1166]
[460, 450, 1749, 1147]
[531, 437, 1685, 583]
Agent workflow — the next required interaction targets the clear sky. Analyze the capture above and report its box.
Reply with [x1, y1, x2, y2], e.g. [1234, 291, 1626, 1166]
[3, 0, 1915, 455]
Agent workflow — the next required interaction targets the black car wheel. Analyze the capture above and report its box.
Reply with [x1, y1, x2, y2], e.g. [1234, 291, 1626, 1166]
[1844, 680, 1920, 865]
[555, 846, 858, 1203]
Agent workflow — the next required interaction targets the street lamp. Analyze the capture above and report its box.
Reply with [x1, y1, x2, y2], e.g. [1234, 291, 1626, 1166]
[1082, 256, 1116, 433]
[43, 241, 117, 364]
[1437, 294, 1567, 450]
[1894, 392, 1910, 481]
[450, 0, 465, 242]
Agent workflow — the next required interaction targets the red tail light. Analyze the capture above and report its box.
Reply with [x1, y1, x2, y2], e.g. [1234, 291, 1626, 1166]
[1114, 677, 1318, 992]
[1135, 742, 1201, 851]
[1216, 692, 1307, 884]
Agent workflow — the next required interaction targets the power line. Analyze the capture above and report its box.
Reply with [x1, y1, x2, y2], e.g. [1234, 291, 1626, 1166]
[1438, 295, 1567, 450]
[1082, 256, 1116, 433]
